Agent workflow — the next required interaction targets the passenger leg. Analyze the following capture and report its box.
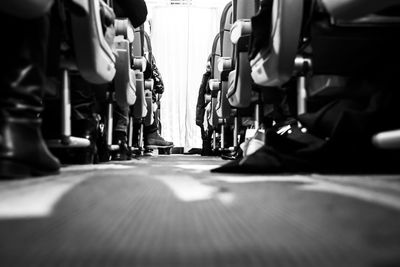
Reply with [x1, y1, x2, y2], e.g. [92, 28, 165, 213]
[112, 104, 131, 160]
[0, 12, 60, 178]
[144, 121, 173, 149]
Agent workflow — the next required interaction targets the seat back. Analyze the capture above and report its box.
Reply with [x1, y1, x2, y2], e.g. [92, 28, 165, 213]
[132, 27, 145, 58]
[227, 0, 258, 108]
[211, 33, 221, 79]
[144, 32, 153, 63]
[250, 0, 303, 87]
[208, 33, 221, 128]
[305, 4, 400, 149]
[220, 2, 234, 61]
[70, 0, 116, 84]
[216, 1, 234, 119]
[302, 4, 400, 100]
[308, 7, 400, 75]
[114, 18, 136, 107]
[131, 27, 148, 119]
[142, 31, 155, 126]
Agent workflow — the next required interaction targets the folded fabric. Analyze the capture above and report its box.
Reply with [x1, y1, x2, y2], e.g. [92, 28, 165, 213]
[211, 128, 323, 174]
[212, 126, 400, 174]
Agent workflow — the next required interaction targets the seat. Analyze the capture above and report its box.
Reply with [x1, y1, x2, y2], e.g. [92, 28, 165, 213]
[227, 0, 258, 108]
[215, 2, 234, 121]
[250, 0, 303, 87]
[207, 34, 221, 127]
[223, 0, 260, 153]
[144, 31, 163, 134]
[47, 0, 116, 149]
[300, 2, 400, 149]
[253, 0, 400, 150]
[249, 0, 306, 115]
[104, 18, 137, 154]
[131, 27, 148, 120]
[143, 31, 155, 128]
[129, 26, 148, 152]
[310, 8, 400, 149]
[206, 33, 221, 150]
[70, 0, 116, 84]
[114, 18, 136, 107]
[208, 2, 234, 150]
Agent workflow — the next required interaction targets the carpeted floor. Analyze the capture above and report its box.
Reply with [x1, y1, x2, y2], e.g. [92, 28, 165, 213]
[0, 155, 400, 267]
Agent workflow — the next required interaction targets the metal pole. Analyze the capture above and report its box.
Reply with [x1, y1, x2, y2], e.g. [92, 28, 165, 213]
[61, 69, 71, 138]
[221, 121, 225, 149]
[107, 94, 114, 146]
[297, 76, 307, 115]
[233, 116, 238, 147]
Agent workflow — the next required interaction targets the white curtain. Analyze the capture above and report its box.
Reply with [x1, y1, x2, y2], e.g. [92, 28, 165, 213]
[151, 6, 219, 151]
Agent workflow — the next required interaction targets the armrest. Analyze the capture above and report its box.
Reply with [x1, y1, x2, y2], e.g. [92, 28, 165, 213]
[145, 79, 154, 90]
[115, 18, 134, 42]
[114, 38, 136, 106]
[208, 79, 220, 92]
[132, 56, 147, 72]
[230, 19, 252, 44]
[218, 57, 232, 72]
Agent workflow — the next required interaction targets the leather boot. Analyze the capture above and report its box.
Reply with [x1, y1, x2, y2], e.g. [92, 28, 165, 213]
[144, 122, 173, 149]
[111, 131, 131, 161]
[0, 13, 60, 179]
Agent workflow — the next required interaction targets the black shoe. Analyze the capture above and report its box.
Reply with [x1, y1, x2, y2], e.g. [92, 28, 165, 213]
[0, 119, 61, 179]
[201, 138, 213, 156]
[144, 132, 173, 148]
[221, 147, 243, 160]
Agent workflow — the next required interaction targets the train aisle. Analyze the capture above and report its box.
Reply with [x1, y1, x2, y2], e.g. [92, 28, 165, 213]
[0, 155, 400, 267]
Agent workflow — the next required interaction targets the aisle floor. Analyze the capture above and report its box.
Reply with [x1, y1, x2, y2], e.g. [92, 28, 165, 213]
[1, 155, 400, 267]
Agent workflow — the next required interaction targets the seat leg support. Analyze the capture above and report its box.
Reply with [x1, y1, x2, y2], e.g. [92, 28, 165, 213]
[61, 69, 71, 142]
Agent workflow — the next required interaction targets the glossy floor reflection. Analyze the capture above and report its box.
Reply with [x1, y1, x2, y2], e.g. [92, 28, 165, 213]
[0, 155, 400, 267]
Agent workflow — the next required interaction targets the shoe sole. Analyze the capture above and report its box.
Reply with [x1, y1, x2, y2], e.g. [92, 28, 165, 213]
[145, 145, 173, 149]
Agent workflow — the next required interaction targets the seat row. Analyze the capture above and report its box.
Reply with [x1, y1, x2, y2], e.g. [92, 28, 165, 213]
[42, 0, 168, 163]
[202, 0, 400, 167]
